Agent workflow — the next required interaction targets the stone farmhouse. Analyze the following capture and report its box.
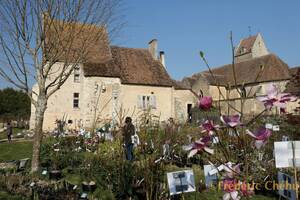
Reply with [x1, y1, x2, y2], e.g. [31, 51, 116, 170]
[181, 33, 298, 115]
[30, 21, 197, 131]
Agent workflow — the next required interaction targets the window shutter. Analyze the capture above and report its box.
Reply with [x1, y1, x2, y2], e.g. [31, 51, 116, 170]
[137, 95, 143, 109]
[150, 96, 157, 109]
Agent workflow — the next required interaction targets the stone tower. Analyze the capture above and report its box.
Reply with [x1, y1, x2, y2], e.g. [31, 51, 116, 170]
[234, 33, 269, 63]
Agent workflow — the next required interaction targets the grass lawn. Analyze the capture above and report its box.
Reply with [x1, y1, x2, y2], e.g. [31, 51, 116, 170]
[0, 191, 29, 200]
[0, 141, 32, 161]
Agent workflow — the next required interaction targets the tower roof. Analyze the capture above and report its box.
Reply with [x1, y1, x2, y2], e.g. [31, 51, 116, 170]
[235, 34, 258, 57]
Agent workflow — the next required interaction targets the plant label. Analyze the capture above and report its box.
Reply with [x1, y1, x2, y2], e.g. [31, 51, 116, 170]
[265, 123, 273, 129]
[42, 170, 47, 175]
[274, 141, 300, 168]
[277, 172, 296, 200]
[273, 125, 280, 131]
[204, 165, 217, 187]
[167, 170, 195, 195]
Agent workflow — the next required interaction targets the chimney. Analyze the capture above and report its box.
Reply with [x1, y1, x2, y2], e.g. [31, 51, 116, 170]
[159, 51, 166, 68]
[148, 39, 158, 60]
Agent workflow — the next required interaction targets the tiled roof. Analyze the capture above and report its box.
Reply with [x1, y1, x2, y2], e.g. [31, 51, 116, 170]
[235, 35, 257, 56]
[285, 66, 300, 96]
[44, 18, 182, 87]
[44, 17, 112, 64]
[183, 54, 291, 87]
[83, 46, 176, 86]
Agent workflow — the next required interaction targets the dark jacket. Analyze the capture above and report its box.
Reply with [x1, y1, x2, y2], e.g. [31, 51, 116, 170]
[123, 123, 135, 145]
[6, 124, 13, 136]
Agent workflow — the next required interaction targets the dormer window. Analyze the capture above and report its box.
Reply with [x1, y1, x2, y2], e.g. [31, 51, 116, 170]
[240, 47, 247, 54]
[74, 65, 80, 82]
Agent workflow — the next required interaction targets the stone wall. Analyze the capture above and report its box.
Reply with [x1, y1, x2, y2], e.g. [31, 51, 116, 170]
[30, 63, 197, 131]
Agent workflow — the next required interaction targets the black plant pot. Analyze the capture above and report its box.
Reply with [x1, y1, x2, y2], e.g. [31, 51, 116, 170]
[82, 181, 97, 192]
[82, 182, 90, 192]
[49, 170, 62, 180]
[89, 181, 96, 192]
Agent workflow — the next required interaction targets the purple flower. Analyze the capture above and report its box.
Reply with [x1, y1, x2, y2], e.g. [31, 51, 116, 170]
[257, 84, 297, 111]
[183, 136, 214, 157]
[246, 128, 272, 149]
[198, 96, 213, 110]
[201, 120, 220, 135]
[220, 115, 241, 128]
[222, 163, 241, 200]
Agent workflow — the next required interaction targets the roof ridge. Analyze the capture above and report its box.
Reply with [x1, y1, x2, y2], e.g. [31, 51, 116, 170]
[240, 33, 258, 41]
[110, 45, 148, 51]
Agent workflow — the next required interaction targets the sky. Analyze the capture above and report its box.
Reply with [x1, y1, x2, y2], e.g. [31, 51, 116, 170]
[112, 0, 300, 80]
[1, 0, 300, 88]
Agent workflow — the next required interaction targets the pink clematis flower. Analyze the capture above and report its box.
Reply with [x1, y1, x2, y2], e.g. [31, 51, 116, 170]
[201, 120, 220, 135]
[198, 96, 213, 110]
[183, 136, 213, 157]
[256, 84, 297, 111]
[222, 178, 240, 200]
[220, 115, 241, 128]
[246, 128, 272, 149]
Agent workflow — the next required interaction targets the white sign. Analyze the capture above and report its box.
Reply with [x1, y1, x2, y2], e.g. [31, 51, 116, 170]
[273, 125, 280, 131]
[167, 170, 196, 195]
[265, 123, 273, 129]
[42, 170, 47, 175]
[208, 164, 225, 176]
[212, 137, 219, 144]
[274, 141, 300, 168]
[204, 165, 217, 187]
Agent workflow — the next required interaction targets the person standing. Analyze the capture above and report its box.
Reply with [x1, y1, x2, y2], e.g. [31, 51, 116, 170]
[122, 117, 135, 161]
[6, 122, 13, 143]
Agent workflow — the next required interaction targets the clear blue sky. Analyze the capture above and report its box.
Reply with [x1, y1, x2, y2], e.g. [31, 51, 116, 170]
[113, 0, 300, 80]
[1, 0, 300, 88]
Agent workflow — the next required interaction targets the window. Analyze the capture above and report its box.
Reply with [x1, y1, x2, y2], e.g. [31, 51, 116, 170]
[255, 86, 263, 96]
[240, 47, 246, 54]
[137, 95, 156, 109]
[73, 93, 79, 108]
[74, 65, 80, 82]
[142, 96, 150, 109]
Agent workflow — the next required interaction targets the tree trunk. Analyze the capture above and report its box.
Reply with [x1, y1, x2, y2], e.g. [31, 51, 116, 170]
[31, 94, 47, 173]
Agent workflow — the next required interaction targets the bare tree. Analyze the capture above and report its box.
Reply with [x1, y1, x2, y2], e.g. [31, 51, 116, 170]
[0, 0, 123, 172]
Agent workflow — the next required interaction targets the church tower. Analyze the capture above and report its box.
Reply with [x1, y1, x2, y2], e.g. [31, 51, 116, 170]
[234, 33, 269, 63]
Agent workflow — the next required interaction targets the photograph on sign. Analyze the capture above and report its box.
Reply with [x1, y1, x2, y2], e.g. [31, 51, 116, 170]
[204, 165, 218, 187]
[167, 169, 196, 195]
[274, 141, 300, 168]
[277, 172, 296, 200]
